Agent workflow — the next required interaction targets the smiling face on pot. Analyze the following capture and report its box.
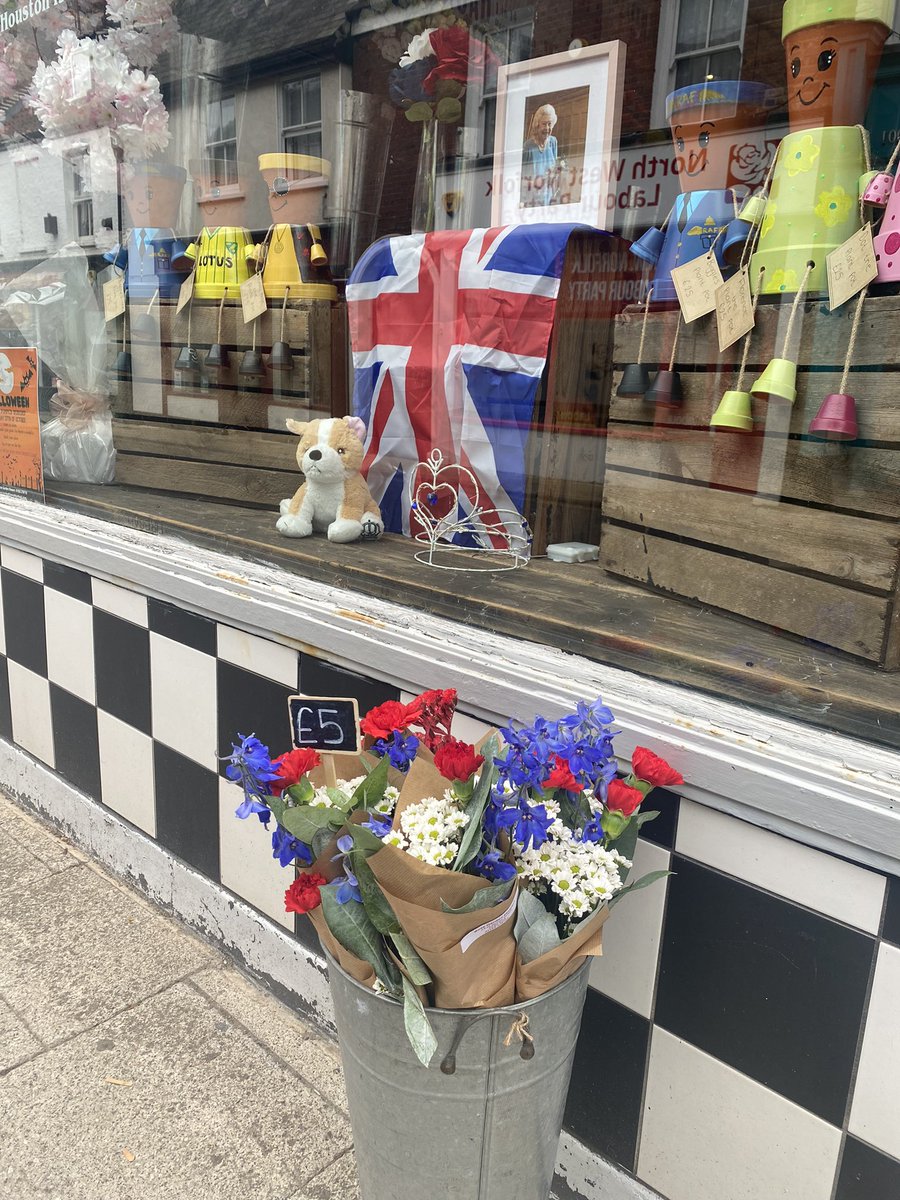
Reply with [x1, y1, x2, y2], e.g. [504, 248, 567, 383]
[785, 18, 888, 129]
[669, 104, 759, 192]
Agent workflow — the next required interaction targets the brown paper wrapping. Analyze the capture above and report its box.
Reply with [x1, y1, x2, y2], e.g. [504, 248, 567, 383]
[368, 844, 517, 1008]
[298, 828, 378, 988]
[515, 903, 610, 1001]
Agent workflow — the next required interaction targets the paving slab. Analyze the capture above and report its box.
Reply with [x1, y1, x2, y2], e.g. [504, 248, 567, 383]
[0, 859, 213, 1044]
[287, 1148, 361, 1200]
[0, 980, 353, 1200]
[0, 996, 42, 1073]
[0, 799, 80, 897]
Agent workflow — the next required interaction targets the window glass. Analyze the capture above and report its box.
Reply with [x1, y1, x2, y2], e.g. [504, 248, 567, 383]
[0, 0, 898, 749]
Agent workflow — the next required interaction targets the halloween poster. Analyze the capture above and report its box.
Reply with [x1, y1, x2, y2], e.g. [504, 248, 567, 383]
[0, 347, 43, 497]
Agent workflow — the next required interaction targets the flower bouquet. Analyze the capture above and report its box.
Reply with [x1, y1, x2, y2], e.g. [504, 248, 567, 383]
[230, 687, 680, 1068]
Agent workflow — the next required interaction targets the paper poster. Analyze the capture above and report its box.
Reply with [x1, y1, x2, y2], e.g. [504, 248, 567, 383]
[0, 347, 43, 497]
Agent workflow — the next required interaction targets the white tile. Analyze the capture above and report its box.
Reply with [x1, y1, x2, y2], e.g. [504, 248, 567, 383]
[97, 710, 156, 836]
[0, 545, 43, 582]
[675, 800, 885, 934]
[150, 633, 218, 769]
[218, 777, 294, 931]
[589, 839, 670, 1018]
[7, 662, 54, 768]
[43, 589, 95, 704]
[849, 942, 900, 1158]
[216, 625, 299, 689]
[638, 1029, 841, 1200]
[91, 578, 148, 627]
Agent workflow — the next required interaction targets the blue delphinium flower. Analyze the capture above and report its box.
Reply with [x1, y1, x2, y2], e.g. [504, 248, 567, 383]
[335, 870, 362, 905]
[271, 826, 313, 867]
[362, 812, 393, 839]
[580, 816, 604, 844]
[513, 802, 553, 851]
[473, 847, 517, 883]
[235, 795, 272, 827]
[225, 733, 280, 790]
[373, 730, 419, 773]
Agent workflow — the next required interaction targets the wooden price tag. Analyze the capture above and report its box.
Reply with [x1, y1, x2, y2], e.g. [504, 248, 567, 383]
[175, 271, 194, 315]
[240, 273, 267, 323]
[715, 267, 754, 352]
[827, 223, 877, 311]
[103, 276, 126, 322]
[671, 254, 724, 323]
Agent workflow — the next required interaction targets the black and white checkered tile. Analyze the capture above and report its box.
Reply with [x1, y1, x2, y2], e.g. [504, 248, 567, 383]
[2, 540, 900, 1200]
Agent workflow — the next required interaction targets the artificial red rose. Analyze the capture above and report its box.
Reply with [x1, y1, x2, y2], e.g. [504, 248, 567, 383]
[270, 747, 321, 796]
[631, 747, 684, 789]
[545, 756, 584, 793]
[606, 779, 644, 818]
[423, 27, 498, 93]
[434, 737, 484, 782]
[284, 873, 327, 915]
[360, 700, 417, 740]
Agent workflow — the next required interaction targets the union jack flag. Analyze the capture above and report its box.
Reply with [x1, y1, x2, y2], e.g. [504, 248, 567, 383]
[347, 224, 588, 545]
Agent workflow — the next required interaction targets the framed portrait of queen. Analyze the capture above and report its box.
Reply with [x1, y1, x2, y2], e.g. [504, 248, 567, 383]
[491, 41, 626, 229]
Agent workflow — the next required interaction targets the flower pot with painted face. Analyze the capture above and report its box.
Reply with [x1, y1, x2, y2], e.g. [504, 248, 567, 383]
[252, 152, 337, 301]
[750, 0, 892, 296]
[104, 161, 189, 300]
[631, 81, 775, 303]
[179, 159, 254, 300]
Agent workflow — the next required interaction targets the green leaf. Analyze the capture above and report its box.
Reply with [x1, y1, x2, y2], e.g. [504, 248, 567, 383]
[636, 810, 660, 828]
[401, 975, 437, 1067]
[608, 869, 673, 909]
[514, 887, 549, 944]
[347, 821, 386, 855]
[607, 816, 642, 882]
[440, 878, 513, 914]
[518, 909, 562, 964]
[311, 826, 334, 860]
[326, 786, 351, 809]
[281, 804, 338, 843]
[389, 932, 432, 986]
[351, 754, 390, 811]
[266, 794, 286, 827]
[451, 735, 499, 871]
[285, 777, 314, 806]
[351, 851, 400, 935]
[319, 883, 398, 992]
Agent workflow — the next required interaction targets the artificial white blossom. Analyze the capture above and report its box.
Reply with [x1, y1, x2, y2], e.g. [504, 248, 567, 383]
[399, 27, 436, 67]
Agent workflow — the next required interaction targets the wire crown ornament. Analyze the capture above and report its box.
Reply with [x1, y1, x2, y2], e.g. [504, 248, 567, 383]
[408, 449, 531, 572]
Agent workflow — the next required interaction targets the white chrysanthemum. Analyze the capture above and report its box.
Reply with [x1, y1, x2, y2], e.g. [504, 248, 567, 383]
[383, 830, 407, 850]
[396, 791, 469, 866]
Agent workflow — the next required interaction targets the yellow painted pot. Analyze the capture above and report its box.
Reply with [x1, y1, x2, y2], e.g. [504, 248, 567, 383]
[183, 227, 254, 299]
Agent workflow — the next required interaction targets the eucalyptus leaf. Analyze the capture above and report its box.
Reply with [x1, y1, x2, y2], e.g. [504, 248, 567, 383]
[636, 810, 660, 828]
[350, 849, 400, 935]
[390, 932, 432, 986]
[327, 786, 352, 809]
[281, 804, 338, 844]
[266, 794, 286, 827]
[514, 887, 549, 944]
[440, 878, 513, 914]
[608, 869, 673, 909]
[451, 735, 499, 871]
[351, 754, 390, 811]
[518, 910, 562, 964]
[311, 825, 334, 860]
[319, 883, 397, 992]
[401, 975, 438, 1068]
[347, 822, 386, 855]
[607, 816, 643, 882]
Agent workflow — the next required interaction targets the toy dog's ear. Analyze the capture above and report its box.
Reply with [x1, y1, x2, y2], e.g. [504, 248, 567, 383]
[343, 415, 366, 442]
[286, 419, 308, 437]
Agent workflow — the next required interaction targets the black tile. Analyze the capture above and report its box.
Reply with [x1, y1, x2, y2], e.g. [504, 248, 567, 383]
[655, 857, 875, 1126]
[835, 1137, 900, 1200]
[148, 598, 216, 655]
[2, 569, 46, 676]
[295, 913, 320, 953]
[154, 741, 220, 880]
[43, 560, 93, 604]
[50, 684, 101, 801]
[94, 609, 151, 734]
[299, 655, 399, 719]
[638, 787, 679, 850]
[882, 876, 900, 948]
[0, 655, 11, 741]
[217, 661, 299, 775]
[564, 987, 650, 1172]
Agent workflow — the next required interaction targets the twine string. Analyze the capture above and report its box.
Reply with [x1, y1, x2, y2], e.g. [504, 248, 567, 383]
[636, 283, 653, 365]
[860, 124, 872, 222]
[280, 285, 290, 341]
[668, 312, 682, 373]
[503, 1013, 534, 1049]
[780, 260, 813, 359]
[739, 152, 779, 271]
[839, 287, 868, 395]
[216, 292, 225, 345]
[736, 266, 766, 392]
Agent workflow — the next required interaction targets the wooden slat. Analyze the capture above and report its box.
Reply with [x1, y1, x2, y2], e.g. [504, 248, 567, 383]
[601, 472, 900, 590]
[112, 418, 299, 472]
[130, 344, 311, 394]
[114, 454, 293, 508]
[613, 295, 900, 371]
[605, 426, 900, 519]
[610, 369, 900, 444]
[149, 301, 312, 347]
[600, 524, 892, 662]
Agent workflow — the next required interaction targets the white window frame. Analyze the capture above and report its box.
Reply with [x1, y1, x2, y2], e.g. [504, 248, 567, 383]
[650, 0, 749, 127]
[204, 94, 239, 185]
[279, 73, 323, 160]
[67, 149, 95, 246]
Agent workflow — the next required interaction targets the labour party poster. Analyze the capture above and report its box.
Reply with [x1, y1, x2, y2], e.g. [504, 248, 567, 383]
[0, 347, 43, 498]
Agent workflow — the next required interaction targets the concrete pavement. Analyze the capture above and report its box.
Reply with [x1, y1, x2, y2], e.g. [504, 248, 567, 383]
[0, 791, 359, 1200]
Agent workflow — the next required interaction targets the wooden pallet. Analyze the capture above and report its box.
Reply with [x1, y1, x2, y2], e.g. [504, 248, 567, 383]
[600, 295, 900, 668]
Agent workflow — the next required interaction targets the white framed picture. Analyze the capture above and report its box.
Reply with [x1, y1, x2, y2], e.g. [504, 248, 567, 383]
[491, 41, 626, 229]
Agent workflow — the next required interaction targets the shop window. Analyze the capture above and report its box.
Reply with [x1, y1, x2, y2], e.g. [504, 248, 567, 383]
[68, 151, 94, 243]
[281, 75, 323, 159]
[205, 95, 238, 185]
[651, 0, 748, 124]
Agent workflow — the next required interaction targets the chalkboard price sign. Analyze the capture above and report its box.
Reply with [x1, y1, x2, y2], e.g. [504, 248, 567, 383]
[287, 695, 361, 755]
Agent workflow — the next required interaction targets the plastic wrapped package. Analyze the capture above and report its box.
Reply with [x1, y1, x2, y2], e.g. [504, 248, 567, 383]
[1, 245, 116, 484]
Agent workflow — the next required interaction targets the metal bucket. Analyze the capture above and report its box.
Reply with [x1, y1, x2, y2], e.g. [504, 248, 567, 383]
[326, 954, 589, 1200]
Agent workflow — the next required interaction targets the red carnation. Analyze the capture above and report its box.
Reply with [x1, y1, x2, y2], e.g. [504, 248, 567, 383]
[606, 779, 644, 817]
[285, 873, 327, 915]
[631, 747, 684, 789]
[434, 737, 484, 782]
[270, 747, 321, 796]
[360, 700, 417, 740]
[407, 688, 458, 752]
[545, 756, 584, 793]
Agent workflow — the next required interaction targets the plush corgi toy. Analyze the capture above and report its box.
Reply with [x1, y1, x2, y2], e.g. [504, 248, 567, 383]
[276, 415, 384, 543]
